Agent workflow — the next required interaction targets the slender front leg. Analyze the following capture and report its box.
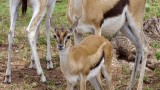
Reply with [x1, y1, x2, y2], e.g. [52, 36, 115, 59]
[80, 75, 87, 90]
[94, 26, 101, 36]
[4, 0, 21, 83]
[26, 1, 47, 82]
[45, 0, 56, 69]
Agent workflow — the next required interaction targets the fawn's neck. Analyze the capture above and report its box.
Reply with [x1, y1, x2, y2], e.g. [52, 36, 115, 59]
[59, 47, 71, 70]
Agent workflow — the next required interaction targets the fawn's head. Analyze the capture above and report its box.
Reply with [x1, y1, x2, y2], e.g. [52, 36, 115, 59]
[50, 17, 78, 51]
[53, 28, 73, 51]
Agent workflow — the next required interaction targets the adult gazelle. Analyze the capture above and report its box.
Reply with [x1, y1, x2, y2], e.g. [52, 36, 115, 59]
[68, 0, 148, 90]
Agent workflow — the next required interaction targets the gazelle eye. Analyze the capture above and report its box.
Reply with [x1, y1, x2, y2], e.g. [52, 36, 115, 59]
[53, 35, 57, 39]
[67, 35, 71, 39]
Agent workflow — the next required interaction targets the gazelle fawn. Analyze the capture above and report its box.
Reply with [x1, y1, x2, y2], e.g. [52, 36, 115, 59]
[68, 0, 148, 89]
[52, 23, 113, 90]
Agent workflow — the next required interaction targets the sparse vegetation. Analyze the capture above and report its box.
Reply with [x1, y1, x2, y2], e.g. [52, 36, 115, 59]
[152, 42, 160, 60]
[155, 52, 160, 60]
[145, 0, 160, 19]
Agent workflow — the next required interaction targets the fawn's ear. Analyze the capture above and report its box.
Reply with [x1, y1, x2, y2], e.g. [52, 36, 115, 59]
[49, 16, 57, 33]
[69, 16, 81, 33]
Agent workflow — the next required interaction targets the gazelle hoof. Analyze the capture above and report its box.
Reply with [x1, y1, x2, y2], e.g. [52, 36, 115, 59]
[43, 81, 48, 84]
[47, 61, 53, 70]
[29, 62, 36, 69]
[4, 75, 11, 83]
[40, 74, 47, 83]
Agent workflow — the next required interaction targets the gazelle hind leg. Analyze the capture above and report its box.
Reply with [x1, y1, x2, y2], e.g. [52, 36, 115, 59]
[4, 0, 21, 83]
[45, 0, 56, 69]
[66, 80, 75, 90]
[126, 14, 148, 90]
[137, 31, 148, 90]
[26, 1, 47, 82]
[102, 44, 113, 90]
[89, 76, 102, 90]
[101, 64, 112, 90]
[121, 12, 148, 90]
[121, 23, 141, 90]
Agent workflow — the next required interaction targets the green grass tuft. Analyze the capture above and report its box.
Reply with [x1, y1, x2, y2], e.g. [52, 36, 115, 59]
[152, 42, 160, 60]
[155, 52, 160, 60]
[144, 0, 160, 19]
[152, 42, 160, 48]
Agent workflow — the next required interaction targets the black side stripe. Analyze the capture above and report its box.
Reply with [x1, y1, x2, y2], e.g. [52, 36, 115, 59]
[100, 0, 129, 26]
[90, 51, 104, 70]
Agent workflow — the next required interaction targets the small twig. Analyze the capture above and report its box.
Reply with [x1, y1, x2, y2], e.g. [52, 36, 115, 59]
[28, 76, 53, 90]
[116, 84, 127, 89]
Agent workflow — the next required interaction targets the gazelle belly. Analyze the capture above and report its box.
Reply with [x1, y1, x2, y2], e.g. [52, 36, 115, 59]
[65, 59, 104, 84]
[66, 74, 79, 84]
[101, 7, 127, 37]
[87, 59, 104, 80]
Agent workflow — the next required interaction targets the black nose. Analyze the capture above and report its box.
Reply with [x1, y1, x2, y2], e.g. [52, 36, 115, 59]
[58, 44, 64, 48]
[58, 44, 64, 50]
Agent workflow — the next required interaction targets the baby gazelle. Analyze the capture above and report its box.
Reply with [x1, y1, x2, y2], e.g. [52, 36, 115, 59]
[53, 26, 113, 90]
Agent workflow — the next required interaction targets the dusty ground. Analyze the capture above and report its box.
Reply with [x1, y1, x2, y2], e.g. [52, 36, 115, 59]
[0, 43, 160, 90]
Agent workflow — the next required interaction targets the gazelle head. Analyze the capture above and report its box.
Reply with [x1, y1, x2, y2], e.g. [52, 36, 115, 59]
[49, 17, 79, 51]
[53, 28, 73, 51]
[50, 17, 78, 51]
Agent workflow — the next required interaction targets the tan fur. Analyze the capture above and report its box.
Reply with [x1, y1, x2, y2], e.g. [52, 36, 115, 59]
[67, 0, 146, 34]
[128, 0, 146, 29]
[67, 0, 82, 24]
[54, 29, 113, 90]
[67, 36, 112, 74]
[81, 0, 118, 24]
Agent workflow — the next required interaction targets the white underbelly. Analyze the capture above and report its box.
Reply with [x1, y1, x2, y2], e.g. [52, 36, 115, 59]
[66, 75, 79, 84]
[101, 7, 126, 37]
[87, 59, 104, 80]
[65, 59, 104, 83]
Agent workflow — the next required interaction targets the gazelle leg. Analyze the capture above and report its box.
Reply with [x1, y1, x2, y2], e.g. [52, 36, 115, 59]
[66, 80, 75, 90]
[121, 24, 141, 90]
[74, 20, 101, 44]
[29, 25, 40, 69]
[26, 1, 47, 82]
[45, 0, 56, 69]
[80, 75, 87, 90]
[102, 44, 113, 90]
[89, 76, 102, 90]
[94, 26, 101, 36]
[74, 29, 83, 44]
[121, 13, 148, 90]
[137, 32, 148, 90]
[101, 64, 112, 90]
[4, 0, 21, 83]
